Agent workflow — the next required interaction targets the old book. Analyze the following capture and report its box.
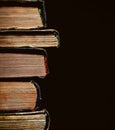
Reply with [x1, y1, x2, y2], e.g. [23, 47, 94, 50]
[0, 81, 42, 111]
[0, 29, 59, 47]
[0, 48, 48, 78]
[0, 0, 46, 29]
[0, 109, 50, 130]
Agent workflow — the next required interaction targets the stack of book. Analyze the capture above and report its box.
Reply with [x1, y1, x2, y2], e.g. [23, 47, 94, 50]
[0, 0, 59, 129]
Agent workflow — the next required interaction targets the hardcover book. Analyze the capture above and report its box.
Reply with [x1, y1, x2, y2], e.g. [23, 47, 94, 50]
[0, 0, 46, 29]
[0, 109, 50, 130]
[0, 29, 59, 47]
[0, 81, 42, 111]
[0, 47, 48, 78]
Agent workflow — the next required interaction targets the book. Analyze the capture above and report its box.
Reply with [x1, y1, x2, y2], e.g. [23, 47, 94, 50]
[0, 0, 46, 29]
[0, 109, 50, 130]
[0, 29, 59, 47]
[0, 81, 42, 111]
[0, 47, 48, 78]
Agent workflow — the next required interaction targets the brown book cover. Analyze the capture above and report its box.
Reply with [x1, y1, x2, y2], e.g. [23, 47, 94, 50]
[0, 29, 60, 47]
[0, 0, 46, 29]
[0, 47, 48, 78]
[0, 109, 50, 130]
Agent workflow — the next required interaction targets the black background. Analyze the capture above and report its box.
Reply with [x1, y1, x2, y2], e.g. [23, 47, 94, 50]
[40, 1, 112, 130]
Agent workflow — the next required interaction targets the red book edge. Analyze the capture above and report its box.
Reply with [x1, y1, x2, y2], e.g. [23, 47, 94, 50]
[44, 56, 49, 75]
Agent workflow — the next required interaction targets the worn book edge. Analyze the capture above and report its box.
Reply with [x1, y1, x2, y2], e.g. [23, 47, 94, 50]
[0, 109, 50, 130]
[0, 29, 60, 47]
[0, 0, 47, 28]
[0, 47, 49, 78]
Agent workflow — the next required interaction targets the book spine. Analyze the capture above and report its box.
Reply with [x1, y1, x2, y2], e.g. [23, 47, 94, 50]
[32, 80, 43, 110]
[39, 0, 47, 28]
[53, 30, 60, 48]
[45, 110, 50, 130]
